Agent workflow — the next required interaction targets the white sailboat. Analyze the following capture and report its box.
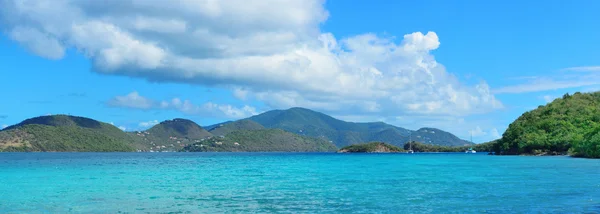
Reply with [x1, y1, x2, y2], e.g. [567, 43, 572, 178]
[465, 132, 476, 153]
[407, 132, 414, 153]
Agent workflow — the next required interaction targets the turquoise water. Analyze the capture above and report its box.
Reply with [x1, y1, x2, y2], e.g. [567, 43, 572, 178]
[0, 153, 599, 213]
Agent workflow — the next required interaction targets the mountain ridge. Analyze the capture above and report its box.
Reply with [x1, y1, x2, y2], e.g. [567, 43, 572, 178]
[0, 115, 135, 152]
[245, 107, 472, 147]
[0, 107, 473, 152]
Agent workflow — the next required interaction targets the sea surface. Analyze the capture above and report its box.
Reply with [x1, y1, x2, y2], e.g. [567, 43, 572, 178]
[0, 152, 599, 213]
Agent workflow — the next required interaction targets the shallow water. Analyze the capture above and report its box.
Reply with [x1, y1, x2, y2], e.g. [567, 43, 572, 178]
[0, 152, 599, 213]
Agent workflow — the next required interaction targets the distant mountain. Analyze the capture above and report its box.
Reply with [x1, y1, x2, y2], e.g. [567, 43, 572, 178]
[129, 118, 213, 151]
[132, 118, 335, 152]
[148, 118, 213, 139]
[203, 121, 233, 131]
[0, 107, 473, 152]
[0, 115, 135, 152]
[183, 129, 337, 152]
[208, 120, 265, 136]
[411, 128, 472, 146]
[247, 107, 472, 147]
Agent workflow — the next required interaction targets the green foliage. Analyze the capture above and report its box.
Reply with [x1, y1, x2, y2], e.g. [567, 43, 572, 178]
[182, 129, 337, 152]
[402, 141, 496, 152]
[570, 125, 600, 158]
[0, 115, 135, 152]
[208, 119, 265, 136]
[3, 114, 103, 130]
[248, 107, 472, 147]
[495, 92, 600, 158]
[128, 118, 215, 151]
[147, 118, 212, 139]
[339, 142, 404, 153]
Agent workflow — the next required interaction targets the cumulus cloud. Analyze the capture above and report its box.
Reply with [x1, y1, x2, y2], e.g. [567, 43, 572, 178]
[2, 0, 502, 120]
[542, 95, 556, 103]
[490, 128, 501, 139]
[1, 124, 7, 129]
[139, 120, 159, 128]
[110, 92, 257, 119]
[118, 126, 127, 131]
[469, 126, 487, 138]
[9, 26, 65, 59]
[469, 126, 503, 140]
[107, 91, 155, 109]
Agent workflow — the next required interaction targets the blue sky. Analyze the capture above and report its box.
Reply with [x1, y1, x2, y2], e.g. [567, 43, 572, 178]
[1, 0, 599, 143]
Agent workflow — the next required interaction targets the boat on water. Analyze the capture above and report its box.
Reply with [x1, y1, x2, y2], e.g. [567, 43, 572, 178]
[407, 133, 414, 153]
[465, 133, 476, 153]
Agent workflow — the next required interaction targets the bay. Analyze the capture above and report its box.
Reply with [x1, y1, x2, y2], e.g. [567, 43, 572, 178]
[0, 153, 599, 213]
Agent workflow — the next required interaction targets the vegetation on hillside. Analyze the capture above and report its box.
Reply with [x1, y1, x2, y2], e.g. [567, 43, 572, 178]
[338, 142, 404, 153]
[494, 92, 600, 158]
[404, 141, 495, 152]
[208, 120, 265, 136]
[182, 129, 337, 152]
[248, 107, 472, 147]
[128, 118, 214, 151]
[147, 118, 212, 139]
[0, 115, 135, 152]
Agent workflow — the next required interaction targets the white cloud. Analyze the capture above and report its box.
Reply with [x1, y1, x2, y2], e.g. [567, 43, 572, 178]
[107, 91, 155, 109]
[562, 66, 600, 72]
[233, 88, 249, 100]
[110, 92, 257, 119]
[3, 0, 502, 119]
[493, 78, 599, 94]
[118, 126, 127, 131]
[1, 124, 7, 129]
[489, 128, 501, 139]
[468, 126, 502, 141]
[109, 122, 114, 125]
[495, 66, 600, 94]
[139, 120, 159, 128]
[469, 126, 487, 137]
[9, 26, 65, 59]
[542, 95, 556, 103]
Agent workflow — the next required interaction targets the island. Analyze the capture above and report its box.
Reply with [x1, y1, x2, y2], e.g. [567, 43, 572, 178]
[493, 91, 600, 158]
[338, 142, 404, 153]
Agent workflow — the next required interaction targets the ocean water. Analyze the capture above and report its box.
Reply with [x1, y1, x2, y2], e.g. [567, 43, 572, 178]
[0, 153, 599, 213]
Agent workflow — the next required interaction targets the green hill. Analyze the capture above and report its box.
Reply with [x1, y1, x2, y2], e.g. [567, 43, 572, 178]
[182, 129, 337, 152]
[247, 107, 472, 147]
[208, 120, 265, 136]
[338, 142, 404, 153]
[129, 118, 213, 151]
[203, 121, 233, 131]
[147, 118, 212, 139]
[494, 92, 600, 158]
[0, 115, 134, 152]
